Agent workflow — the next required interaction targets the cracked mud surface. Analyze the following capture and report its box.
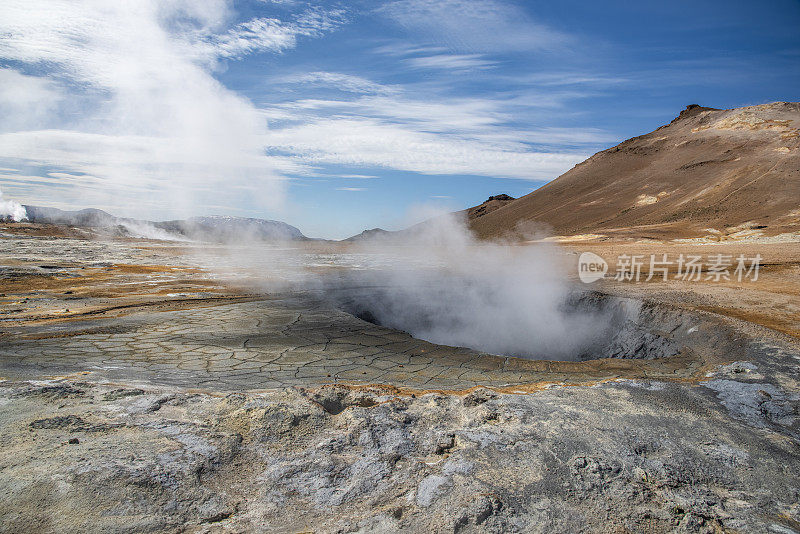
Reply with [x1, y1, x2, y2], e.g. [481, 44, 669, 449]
[0, 229, 739, 391]
[0, 228, 773, 392]
[0, 293, 753, 391]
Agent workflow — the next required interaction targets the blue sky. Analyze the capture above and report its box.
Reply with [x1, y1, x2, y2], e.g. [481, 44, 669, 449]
[1, 0, 799, 238]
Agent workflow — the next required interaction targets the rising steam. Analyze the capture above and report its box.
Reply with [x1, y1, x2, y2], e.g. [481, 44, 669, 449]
[0, 188, 27, 221]
[324, 212, 612, 361]
[189, 208, 613, 361]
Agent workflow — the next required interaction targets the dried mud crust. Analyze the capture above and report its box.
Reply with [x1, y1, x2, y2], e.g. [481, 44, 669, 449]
[0, 288, 779, 392]
[1, 230, 798, 393]
[564, 241, 800, 339]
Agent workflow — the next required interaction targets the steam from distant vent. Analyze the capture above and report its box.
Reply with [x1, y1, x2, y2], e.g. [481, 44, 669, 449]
[0, 188, 27, 221]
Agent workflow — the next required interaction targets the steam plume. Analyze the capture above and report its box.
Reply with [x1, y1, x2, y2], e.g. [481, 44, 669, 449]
[328, 212, 611, 361]
[0, 188, 27, 221]
[189, 208, 613, 361]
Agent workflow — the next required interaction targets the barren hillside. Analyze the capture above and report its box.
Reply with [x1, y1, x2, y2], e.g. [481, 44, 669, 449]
[470, 102, 800, 240]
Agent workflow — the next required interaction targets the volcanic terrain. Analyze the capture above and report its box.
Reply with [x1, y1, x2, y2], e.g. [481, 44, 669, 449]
[1, 103, 799, 532]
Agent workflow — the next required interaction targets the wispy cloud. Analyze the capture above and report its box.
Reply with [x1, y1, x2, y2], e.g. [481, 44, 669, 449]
[513, 72, 630, 87]
[377, 0, 570, 53]
[262, 87, 612, 180]
[406, 53, 495, 70]
[337, 187, 366, 191]
[265, 116, 589, 180]
[270, 94, 514, 133]
[277, 71, 397, 95]
[210, 8, 347, 59]
[372, 43, 448, 57]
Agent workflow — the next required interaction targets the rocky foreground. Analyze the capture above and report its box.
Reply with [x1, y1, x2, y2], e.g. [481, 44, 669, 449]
[2, 346, 799, 533]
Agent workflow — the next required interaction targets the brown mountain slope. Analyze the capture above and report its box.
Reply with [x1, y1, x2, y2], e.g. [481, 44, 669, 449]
[470, 102, 800, 241]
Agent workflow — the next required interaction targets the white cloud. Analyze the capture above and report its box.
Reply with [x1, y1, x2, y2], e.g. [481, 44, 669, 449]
[210, 8, 346, 59]
[209, 18, 303, 58]
[0, 0, 606, 227]
[262, 90, 611, 180]
[0, 128, 310, 212]
[274, 95, 514, 133]
[47, 172, 93, 180]
[372, 43, 449, 57]
[0, 69, 61, 132]
[515, 72, 629, 87]
[265, 117, 587, 180]
[336, 187, 366, 191]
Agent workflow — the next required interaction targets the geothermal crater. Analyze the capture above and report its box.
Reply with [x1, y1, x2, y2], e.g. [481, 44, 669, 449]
[332, 286, 706, 362]
[0, 234, 745, 391]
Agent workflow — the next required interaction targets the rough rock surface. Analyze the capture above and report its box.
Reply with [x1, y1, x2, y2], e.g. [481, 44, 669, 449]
[2, 361, 799, 533]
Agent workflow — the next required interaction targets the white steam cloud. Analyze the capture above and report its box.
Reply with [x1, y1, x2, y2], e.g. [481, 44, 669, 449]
[327, 213, 611, 361]
[0, 188, 27, 222]
[187, 209, 613, 362]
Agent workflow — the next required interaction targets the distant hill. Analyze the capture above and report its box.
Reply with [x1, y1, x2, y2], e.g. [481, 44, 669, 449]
[464, 194, 516, 221]
[343, 194, 517, 242]
[24, 205, 126, 228]
[344, 228, 396, 242]
[468, 102, 800, 240]
[21, 206, 307, 242]
[155, 216, 305, 242]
